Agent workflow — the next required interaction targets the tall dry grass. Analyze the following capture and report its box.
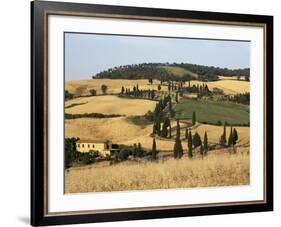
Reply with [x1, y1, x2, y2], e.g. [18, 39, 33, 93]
[65, 152, 249, 193]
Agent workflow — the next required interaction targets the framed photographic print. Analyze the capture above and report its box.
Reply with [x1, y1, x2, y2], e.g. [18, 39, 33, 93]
[31, 0, 273, 226]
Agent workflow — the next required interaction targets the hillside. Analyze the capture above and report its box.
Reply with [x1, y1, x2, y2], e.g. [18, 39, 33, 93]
[94, 63, 250, 82]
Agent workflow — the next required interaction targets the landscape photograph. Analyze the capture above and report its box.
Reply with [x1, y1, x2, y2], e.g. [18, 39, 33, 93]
[64, 33, 250, 193]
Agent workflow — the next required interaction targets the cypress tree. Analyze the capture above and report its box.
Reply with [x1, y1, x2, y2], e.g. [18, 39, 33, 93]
[133, 86, 136, 93]
[233, 128, 238, 145]
[132, 143, 137, 157]
[121, 86, 125, 94]
[168, 120, 172, 138]
[175, 92, 178, 103]
[151, 90, 155, 99]
[173, 120, 183, 159]
[168, 96, 172, 111]
[152, 121, 157, 135]
[159, 99, 163, 110]
[158, 84, 161, 91]
[138, 142, 142, 151]
[204, 132, 208, 155]
[161, 118, 169, 137]
[148, 89, 151, 99]
[192, 111, 196, 125]
[185, 128, 188, 139]
[157, 117, 161, 136]
[219, 122, 227, 146]
[152, 138, 157, 160]
[188, 131, 193, 158]
[228, 126, 233, 147]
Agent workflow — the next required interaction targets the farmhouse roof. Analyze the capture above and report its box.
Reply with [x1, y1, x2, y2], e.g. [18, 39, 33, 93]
[77, 139, 111, 144]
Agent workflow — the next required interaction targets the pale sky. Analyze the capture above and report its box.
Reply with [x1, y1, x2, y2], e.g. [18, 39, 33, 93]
[65, 32, 250, 81]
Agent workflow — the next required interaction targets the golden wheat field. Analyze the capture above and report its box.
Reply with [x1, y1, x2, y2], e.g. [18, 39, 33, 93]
[65, 95, 157, 116]
[189, 79, 249, 94]
[65, 151, 250, 193]
[65, 79, 167, 96]
[65, 116, 249, 151]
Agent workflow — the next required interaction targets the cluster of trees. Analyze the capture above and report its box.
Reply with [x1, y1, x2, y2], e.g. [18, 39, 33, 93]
[65, 138, 147, 168]
[113, 143, 146, 162]
[120, 85, 157, 100]
[167, 81, 184, 93]
[95, 63, 176, 81]
[65, 90, 74, 100]
[186, 129, 208, 158]
[228, 92, 250, 105]
[219, 123, 239, 148]
[173, 120, 209, 160]
[181, 83, 211, 97]
[152, 96, 173, 137]
[150, 118, 209, 161]
[65, 137, 98, 168]
[93, 62, 249, 82]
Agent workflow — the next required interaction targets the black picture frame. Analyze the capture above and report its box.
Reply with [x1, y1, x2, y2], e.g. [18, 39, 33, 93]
[31, 0, 273, 226]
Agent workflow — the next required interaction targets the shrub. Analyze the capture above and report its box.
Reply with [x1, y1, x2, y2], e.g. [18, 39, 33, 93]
[193, 132, 202, 148]
[65, 90, 74, 100]
[101, 84, 108, 94]
[89, 89, 97, 96]
[144, 110, 154, 122]
[118, 149, 130, 161]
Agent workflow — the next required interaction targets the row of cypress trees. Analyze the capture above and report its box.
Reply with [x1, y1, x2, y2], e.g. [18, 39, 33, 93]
[151, 121, 240, 160]
[120, 85, 156, 100]
[173, 120, 208, 159]
[152, 119, 209, 160]
[219, 122, 239, 147]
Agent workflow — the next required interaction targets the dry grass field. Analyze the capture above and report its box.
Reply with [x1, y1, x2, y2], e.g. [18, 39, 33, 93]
[64, 77, 250, 193]
[65, 95, 157, 116]
[65, 79, 167, 96]
[65, 151, 249, 193]
[65, 117, 152, 144]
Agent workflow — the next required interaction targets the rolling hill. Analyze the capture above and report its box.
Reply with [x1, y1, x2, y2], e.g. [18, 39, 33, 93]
[94, 62, 250, 82]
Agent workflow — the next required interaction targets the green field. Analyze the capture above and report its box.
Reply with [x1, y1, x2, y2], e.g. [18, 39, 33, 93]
[175, 98, 249, 125]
